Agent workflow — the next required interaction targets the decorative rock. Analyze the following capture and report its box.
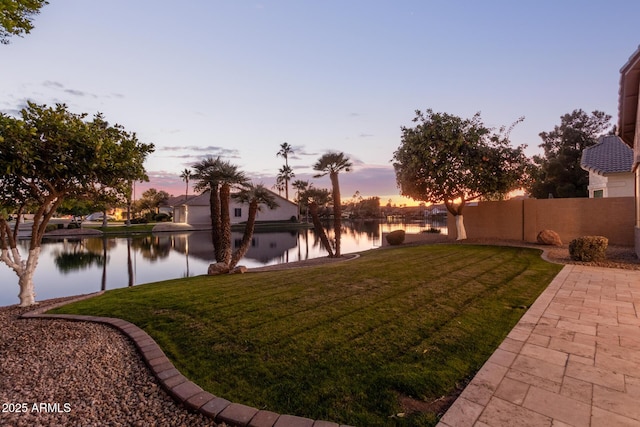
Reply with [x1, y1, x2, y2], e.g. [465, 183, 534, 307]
[232, 266, 248, 274]
[536, 229, 562, 246]
[207, 262, 230, 275]
[386, 230, 406, 246]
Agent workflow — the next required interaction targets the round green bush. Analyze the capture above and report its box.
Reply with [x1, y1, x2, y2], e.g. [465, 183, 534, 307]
[568, 236, 608, 262]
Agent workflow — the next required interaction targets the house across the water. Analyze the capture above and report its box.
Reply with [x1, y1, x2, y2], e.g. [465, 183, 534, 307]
[172, 190, 298, 227]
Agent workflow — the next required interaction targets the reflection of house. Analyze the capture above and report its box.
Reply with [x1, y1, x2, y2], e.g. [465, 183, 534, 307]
[170, 230, 298, 264]
[618, 46, 640, 256]
[580, 135, 634, 198]
[172, 190, 298, 226]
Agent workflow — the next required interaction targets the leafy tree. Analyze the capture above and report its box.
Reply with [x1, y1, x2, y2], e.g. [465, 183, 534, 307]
[229, 183, 278, 269]
[313, 152, 352, 257]
[136, 188, 170, 218]
[392, 109, 527, 240]
[527, 109, 612, 198]
[193, 156, 248, 265]
[0, 102, 153, 305]
[0, 0, 48, 44]
[276, 142, 294, 199]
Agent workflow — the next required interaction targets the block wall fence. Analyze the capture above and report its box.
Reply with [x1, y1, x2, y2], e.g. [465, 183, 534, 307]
[446, 197, 636, 246]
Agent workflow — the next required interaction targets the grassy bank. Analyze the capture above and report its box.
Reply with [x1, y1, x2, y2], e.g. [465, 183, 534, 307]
[51, 244, 562, 426]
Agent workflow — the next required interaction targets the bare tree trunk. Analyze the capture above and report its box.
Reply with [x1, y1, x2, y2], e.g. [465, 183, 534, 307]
[330, 172, 342, 257]
[455, 215, 467, 240]
[209, 185, 223, 262]
[16, 248, 41, 306]
[309, 201, 334, 257]
[229, 201, 257, 269]
[219, 183, 232, 265]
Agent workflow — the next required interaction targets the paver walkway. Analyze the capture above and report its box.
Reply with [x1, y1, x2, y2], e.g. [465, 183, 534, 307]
[438, 264, 640, 427]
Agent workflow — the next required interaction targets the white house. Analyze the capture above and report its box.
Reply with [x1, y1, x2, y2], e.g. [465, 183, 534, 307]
[580, 135, 634, 198]
[172, 189, 299, 226]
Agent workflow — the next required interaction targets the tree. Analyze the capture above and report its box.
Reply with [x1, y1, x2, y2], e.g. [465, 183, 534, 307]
[292, 179, 310, 219]
[527, 109, 612, 198]
[313, 152, 352, 257]
[229, 183, 278, 269]
[0, 102, 153, 306]
[276, 165, 295, 200]
[276, 142, 294, 199]
[192, 156, 248, 265]
[136, 188, 169, 217]
[179, 168, 192, 201]
[299, 187, 334, 257]
[392, 109, 527, 240]
[0, 0, 48, 44]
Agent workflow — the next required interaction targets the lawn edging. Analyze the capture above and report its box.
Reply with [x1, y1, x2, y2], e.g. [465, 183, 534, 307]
[21, 293, 353, 427]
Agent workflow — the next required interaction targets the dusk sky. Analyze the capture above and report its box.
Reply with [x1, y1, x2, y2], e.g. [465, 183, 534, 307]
[2, 1, 639, 205]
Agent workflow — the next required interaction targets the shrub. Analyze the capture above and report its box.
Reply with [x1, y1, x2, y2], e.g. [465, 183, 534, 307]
[423, 227, 441, 234]
[45, 224, 58, 233]
[154, 213, 171, 222]
[569, 236, 608, 262]
[386, 230, 405, 245]
[67, 222, 79, 229]
[130, 217, 148, 224]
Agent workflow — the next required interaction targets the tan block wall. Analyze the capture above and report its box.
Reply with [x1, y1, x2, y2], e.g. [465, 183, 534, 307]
[447, 197, 635, 246]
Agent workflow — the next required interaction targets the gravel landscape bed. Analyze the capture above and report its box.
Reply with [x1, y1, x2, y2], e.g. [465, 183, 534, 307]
[0, 297, 220, 427]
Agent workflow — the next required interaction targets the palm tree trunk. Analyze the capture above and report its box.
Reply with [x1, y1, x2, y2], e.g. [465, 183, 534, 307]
[209, 185, 223, 262]
[229, 200, 258, 269]
[309, 201, 334, 257]
[219, 183, 232, 265]
[330, 172, 342, 257]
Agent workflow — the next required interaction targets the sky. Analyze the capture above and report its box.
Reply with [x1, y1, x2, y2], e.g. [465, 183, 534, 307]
[2, 1, 640, 206]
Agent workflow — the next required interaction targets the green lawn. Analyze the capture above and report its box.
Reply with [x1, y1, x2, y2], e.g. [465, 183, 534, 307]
[50, 244, 562, 426]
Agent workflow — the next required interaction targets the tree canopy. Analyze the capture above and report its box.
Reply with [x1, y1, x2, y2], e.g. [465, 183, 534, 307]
[392, 109, 527, 239]
[0, 102, 154, 305]
[0, 0, 48, 44]
[526, 109, 612, 198]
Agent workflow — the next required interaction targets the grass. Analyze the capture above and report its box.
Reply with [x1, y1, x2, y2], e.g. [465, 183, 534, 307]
[50, 244, 562, 426]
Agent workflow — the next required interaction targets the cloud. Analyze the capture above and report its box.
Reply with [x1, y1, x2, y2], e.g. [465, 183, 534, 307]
[359, 133, 374, 138]
[160, 145, 242, 160]
[43, 80, 99, 98]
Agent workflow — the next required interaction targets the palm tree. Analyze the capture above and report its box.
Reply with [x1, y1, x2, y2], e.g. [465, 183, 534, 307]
[229, 184, 278, 269]
[276, 142, 294, 199]
[276, 165, 295, 200]
[179, 168, 192, 202]
[313, 152, 352, 257]
[299, 187, 334, 257]
[292, 179, 310, 220]
[192, 157, 248, 264]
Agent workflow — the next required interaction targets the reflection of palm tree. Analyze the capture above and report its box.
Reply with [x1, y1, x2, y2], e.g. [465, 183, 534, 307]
[313, 152, 352, 257]
[230, 184, 278, 269]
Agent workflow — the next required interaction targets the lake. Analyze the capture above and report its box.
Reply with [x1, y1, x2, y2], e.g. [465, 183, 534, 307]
[0, 220, 446, 307]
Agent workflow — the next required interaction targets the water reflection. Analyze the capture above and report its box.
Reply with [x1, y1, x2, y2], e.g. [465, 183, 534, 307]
[0, 219, 446, 306]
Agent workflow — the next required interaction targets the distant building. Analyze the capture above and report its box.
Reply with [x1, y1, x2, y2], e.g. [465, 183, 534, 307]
[172, 190, 298, 226]
[580, 135, 634, 198]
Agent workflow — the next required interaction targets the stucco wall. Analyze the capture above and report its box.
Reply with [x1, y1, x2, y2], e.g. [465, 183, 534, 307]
[447, 197, 635, 246]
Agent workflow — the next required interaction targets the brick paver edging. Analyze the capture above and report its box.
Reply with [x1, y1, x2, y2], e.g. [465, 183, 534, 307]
[21, 294, 353, 427]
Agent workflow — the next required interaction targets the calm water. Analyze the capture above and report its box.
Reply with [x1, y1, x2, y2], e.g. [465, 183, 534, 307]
[0, 220, 446, 307]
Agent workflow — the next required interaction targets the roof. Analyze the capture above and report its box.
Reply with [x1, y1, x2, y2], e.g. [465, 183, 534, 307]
[618, 45, 640, 148]
[580, 135, 633, 175]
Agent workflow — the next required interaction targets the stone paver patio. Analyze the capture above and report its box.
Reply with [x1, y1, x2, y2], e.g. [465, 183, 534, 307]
[438, 264, 640, 427]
